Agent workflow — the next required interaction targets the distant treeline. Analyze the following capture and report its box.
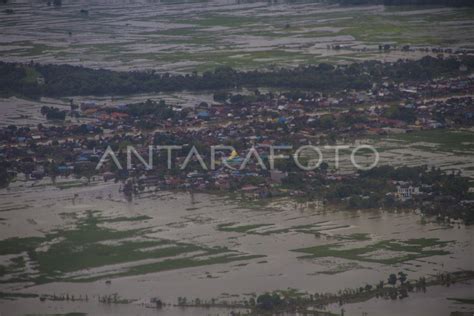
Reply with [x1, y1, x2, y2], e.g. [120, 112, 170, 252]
[0, 56, 472, 98]
[331, 0, 474, 5]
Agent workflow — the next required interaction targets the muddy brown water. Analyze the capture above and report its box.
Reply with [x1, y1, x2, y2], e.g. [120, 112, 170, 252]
[0, 179, 472, 315]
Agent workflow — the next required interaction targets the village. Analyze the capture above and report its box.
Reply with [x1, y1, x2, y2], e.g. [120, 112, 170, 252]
[0, 73, 473, 223]
[2, 0, 474, 314]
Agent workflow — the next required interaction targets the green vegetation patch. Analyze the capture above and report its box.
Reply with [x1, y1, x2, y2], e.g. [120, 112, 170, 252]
[335, 233, 372, 241]
[0, 205, 30, 212]
[0, 291, 38, 299]
[0, 211, 261, 284]
[92, 253, 265, 282]
[387, 129, 474, 153]
[447, 297, 474, 304]
[96, 215, 152, 223]
[23, 66, 42, 84]
[293, 238, 452, 265]
[293, 223, 352, 236]
[217, 223, 274, 233]
[55, 181, 89, 190]
[216, 221, 353, 236]
[0, 256, 27, 278]
[311, 262, 368, 275]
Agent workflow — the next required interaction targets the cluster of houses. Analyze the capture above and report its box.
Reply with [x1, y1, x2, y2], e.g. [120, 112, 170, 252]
[0, 74, 472, 198]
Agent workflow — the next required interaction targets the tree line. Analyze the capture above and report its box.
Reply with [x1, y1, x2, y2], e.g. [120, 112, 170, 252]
[0, 56, 472, 99]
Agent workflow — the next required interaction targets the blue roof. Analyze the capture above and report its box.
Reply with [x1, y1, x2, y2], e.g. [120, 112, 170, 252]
[77, 156, 89, 161]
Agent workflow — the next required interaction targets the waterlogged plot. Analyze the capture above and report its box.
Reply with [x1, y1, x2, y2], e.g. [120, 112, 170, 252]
[0, 182, 472, 315]
[0, 210, 263, 284]
[309, 261, 369, 275]
[0, 0, 474, 314]
[292, 129, 474, 177]
[374, 129, 474, 177]
[386, 129, 474, 153]
[216, 222, 274, 234]
[216, 219, 352, 236]
[293, 238, 452, 265]
[2, 1, 474, 72]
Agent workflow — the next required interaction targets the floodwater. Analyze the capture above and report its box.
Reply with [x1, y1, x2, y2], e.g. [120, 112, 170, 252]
[1, 0, 474, 72]
[1, 1, 474, 315]
[0, 97, 94, 128]
[327, 281, 474, 316]
[0, 177, 473, 315]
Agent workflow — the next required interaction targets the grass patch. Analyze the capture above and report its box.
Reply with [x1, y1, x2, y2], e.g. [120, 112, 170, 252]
[311, 262, 367, 275]
[336, 233, 372, 241]
[386, 129, 474, 153]
[217, 223, 274, 233]
[293, 238, 452, 265]
[447, 297, 474, 304]
[0, 292, 38, 299]
[0, 205, 30, 212]
[0, 210, 262, 284]
[78, 253, 265, 282]
[55, 181, 88, 190]
[97, 215, 152, 223]
[294, 224, 351, 236]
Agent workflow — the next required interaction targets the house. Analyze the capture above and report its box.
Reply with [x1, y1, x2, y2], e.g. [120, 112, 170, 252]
[197, 111, 210, 120]
[80, 101, 98, 111]
[396, 185, 420, 201]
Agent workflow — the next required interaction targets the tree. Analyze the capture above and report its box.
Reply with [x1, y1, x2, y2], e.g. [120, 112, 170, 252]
[248, 297, 256, 306]
[74, 162, 95, 184]
[213, 92, 228, 102]
[40, 106, 66, 120]
[319, 161, 329, 173]
[376, 280, 384, 290]
[48, 160, 58, 184]
[0, 161, 13, 188]
[256, 293, 282, 311]
[398, 271, 407, 285]
[388, 273, 398, 287]
[69, 99, 78, 112]
[256, 293, 272, 310]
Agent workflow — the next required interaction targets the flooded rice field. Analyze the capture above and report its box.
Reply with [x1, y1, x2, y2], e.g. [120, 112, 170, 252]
[0, 176, 472, 315]
[1, 0, 474, 72]
[0, 97, 72, 128]
[0, 91, 215, 127]
[326, 281, 474, 316]
[1, 1, 474, 315]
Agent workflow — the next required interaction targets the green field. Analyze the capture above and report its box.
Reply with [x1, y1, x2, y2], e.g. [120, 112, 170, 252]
[293, 238, 452, 265]
[386, 129, 474, 153]
[2, 2, 474, 72]
[0, 210, 263, 283]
